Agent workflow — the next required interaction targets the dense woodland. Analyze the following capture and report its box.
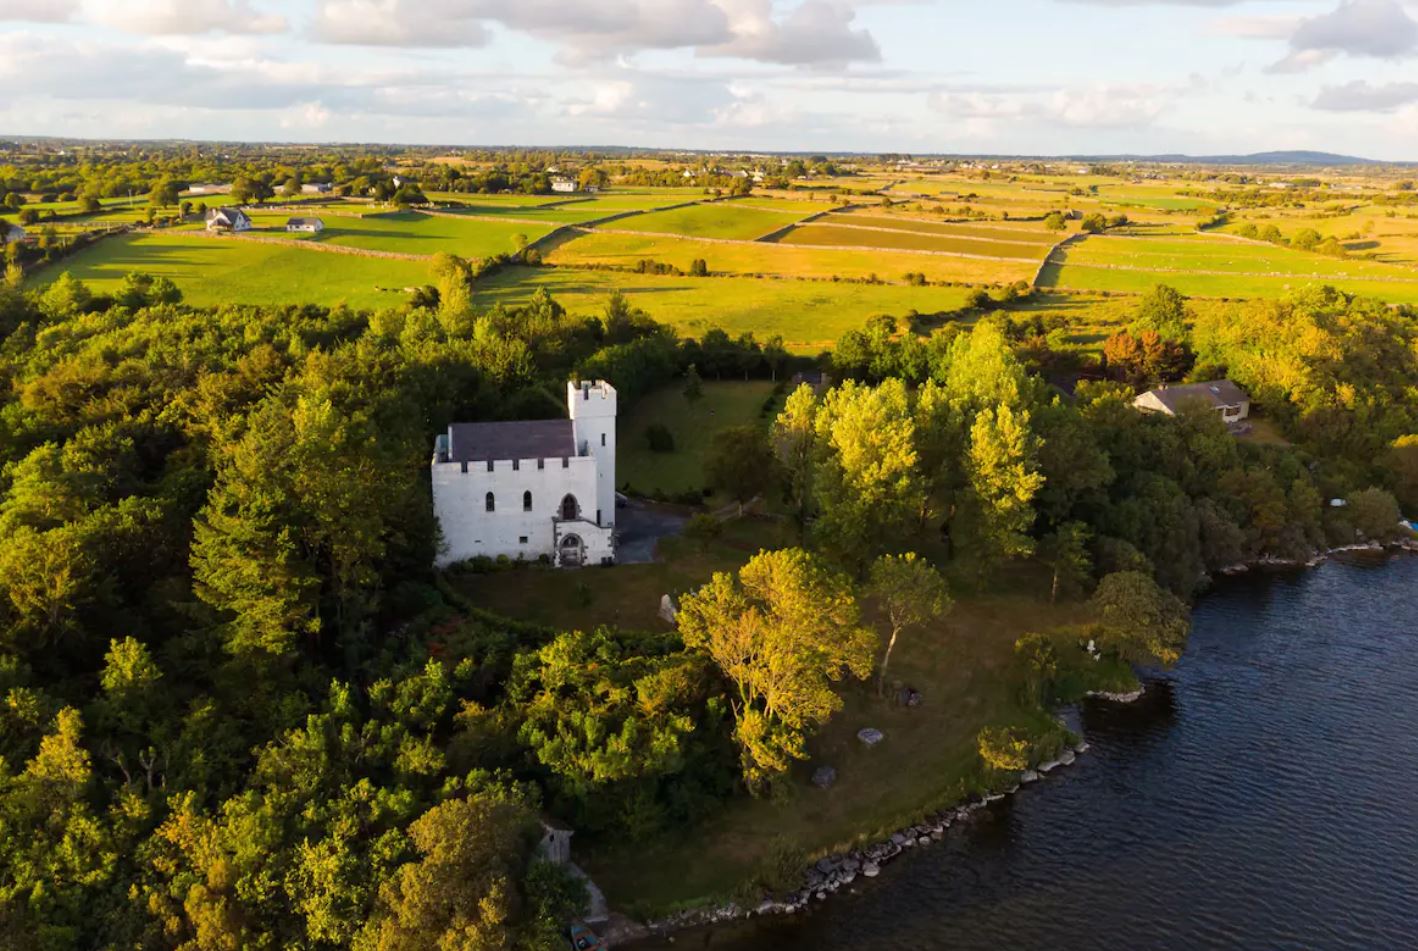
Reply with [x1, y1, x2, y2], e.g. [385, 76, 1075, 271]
[1, 155, 1417, 946]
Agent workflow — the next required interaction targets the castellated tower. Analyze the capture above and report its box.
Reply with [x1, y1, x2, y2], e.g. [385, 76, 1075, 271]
[567, 379, 617, 528]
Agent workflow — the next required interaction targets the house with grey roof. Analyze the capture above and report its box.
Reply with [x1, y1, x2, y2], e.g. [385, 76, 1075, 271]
[205, 207, 252, 232]
[285, 217, 325, 233]
[1133, 380, 1250, 423]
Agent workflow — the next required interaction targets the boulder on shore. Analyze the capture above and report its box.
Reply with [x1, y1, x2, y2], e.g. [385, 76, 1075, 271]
[857, 727, 885, 747]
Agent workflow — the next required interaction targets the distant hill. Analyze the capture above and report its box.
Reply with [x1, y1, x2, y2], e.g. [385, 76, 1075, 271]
[1078, 150, 1387, 167]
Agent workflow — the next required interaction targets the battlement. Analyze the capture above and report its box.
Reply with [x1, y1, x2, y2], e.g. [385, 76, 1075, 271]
[567, 379, 617, 418]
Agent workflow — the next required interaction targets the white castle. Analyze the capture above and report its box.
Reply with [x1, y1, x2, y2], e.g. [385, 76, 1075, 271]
[432, 380, 617, 567]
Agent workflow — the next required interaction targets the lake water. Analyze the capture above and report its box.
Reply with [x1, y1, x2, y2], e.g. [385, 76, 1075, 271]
[651, 554, 1418, 951]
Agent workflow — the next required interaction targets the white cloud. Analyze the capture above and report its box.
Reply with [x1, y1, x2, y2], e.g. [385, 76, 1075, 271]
[1290, 0, 1418, 57]
[0, 0, 78, 21]
[309, 0, 881, 67]
[929, 82, 1168, 129]
[85, 0, 287, 35]
[1313, 79, 1418, 110]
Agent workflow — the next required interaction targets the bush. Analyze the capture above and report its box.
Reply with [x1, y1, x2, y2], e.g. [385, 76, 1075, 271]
[1348, 487, 1403, 541]
[645, 423, 675, 453]
[683, 513, 723, 540]
[977, 725, 1031, 772]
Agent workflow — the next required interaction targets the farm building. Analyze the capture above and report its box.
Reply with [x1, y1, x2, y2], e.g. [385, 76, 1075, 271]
[551, 177, 579, 193]
[432, 380, 617, 568]
[285, 217, 325, 233]
[300, 182, 332, 194]
[205, 207, 252, 232]
[1134, 380, 1250, 423]
[187, 183, 231, 196]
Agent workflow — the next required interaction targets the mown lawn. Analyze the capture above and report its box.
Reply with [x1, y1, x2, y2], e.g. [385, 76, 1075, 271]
[470, 266, 976, 352]
[452, 534, 1118, 915]
[617, 380, 780, 497]
[616, 202, 810, 241]
[27, 232, 433, 310]
[548, 231, 1038, 285]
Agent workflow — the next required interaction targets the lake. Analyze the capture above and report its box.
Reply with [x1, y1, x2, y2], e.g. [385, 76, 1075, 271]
[645, 554, 1418, 950]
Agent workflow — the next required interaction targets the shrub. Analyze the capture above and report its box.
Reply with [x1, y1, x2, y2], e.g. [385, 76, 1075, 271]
[977, 725, 1031, 772]
[645, 423, 675, 453]
[683, 513, 723, 540]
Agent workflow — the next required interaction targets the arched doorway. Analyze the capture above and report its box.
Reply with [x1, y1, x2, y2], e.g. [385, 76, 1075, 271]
[559, 494, 579, 521]
[559, 534, 584, 567]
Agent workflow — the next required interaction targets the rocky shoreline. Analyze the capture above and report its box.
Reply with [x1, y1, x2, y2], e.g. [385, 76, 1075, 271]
[606, 538, 1418, 947]
[620, 730, 1098, 944]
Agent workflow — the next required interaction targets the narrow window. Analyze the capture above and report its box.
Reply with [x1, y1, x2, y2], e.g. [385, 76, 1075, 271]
[460, 461, 467, 474]
[485, 492, 495, 512]
[562, 457, 569, 469]
[512, 459, 520, 471]
[486, 460, 494, 472]
[537, 458, 545, 470]
[600, 433, 606, 447]
[518, 536, 528, 544]
[523, 490, 532, 512]
[596, 508, 602, 525]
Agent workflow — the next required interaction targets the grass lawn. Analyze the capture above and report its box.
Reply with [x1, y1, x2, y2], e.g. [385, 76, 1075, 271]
[470, 266, 977, 353]
[451, 534, 1123, 915]
[618, 380, 780, 496]
[27, 232, 433, 310]
[304, 210, 555, 257]
[616, 202, 811, 241]
[827, 212, 1059, 245]
[548, 231, 1038, 285]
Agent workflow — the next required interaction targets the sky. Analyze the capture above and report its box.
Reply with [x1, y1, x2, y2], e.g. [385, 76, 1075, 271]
[1, 0, 1417, 158]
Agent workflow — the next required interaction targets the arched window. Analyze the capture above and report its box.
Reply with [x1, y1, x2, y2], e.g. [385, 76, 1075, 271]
[560, 494, 579, 520]
[485, 491, 495, 512]
[523, 490, 533, 512]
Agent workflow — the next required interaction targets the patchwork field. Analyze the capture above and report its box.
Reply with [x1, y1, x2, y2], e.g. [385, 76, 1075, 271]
[217, 209, 556, 258]
[825, 212, 1059, 244]
[548, 230, 1039, 284]
[776, 222, 1050, 260]
[614, 202, 810, 240]
[1041, 231, 1418, 303]
[471, 266, 974, 352]
[28, 232, 431, 310]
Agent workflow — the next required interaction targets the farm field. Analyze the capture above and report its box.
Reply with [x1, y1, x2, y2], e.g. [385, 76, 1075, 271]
[27, 232, 431, 310]
[776, 222, 1050, 260]
[547, 230, 1039, 285]
[219, 209, 555, 258]
[613, 201, 810, 240]
[470, 266, 974, 352]
[1221, 207, 1418, 267]
[1041, 232, 1418, 303]
[618, 380, 779, 496]
[825, 211, 1059, 244]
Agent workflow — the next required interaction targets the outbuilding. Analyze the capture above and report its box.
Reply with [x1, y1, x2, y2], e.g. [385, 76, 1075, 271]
[285, 217, 325, 233]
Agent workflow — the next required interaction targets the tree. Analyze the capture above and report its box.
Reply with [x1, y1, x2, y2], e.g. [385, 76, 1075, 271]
[148, 179, 180, 207]
[682, 363, 703, 404]
[1043, 211, 1067, 232]
[358, 794, 535, 950]
[868, 553, 951, 695]
[810, 379, 923, 569]
[1130, 284, 1189, 341]
[1348, 487, 1403, 541]
[705, 424, 778, 513]
[281, 176, 301, 198]
[1089, 570, 1190, 666]
[1040, 521, 1092, 602]
[1080, 213, 1107, 234]
[773, 384, 817, 529]
[677, 548, 875, 791]
[965, 402, 1044, 567]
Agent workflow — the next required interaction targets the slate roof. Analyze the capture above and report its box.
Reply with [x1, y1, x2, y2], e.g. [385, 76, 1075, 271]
[286, 217, 324, 228]
[447, 419, 574, 462]
[1141, 380, 1249, 414]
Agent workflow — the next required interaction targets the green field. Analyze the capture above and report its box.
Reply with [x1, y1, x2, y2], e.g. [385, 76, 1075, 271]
[826, 212, 1058, 245]
[615, 202, 809, 240]
[1041, 232, 1418, 302]
[471, 266, 973, 352]
[549, 230, 1038, 285]
[618, 380, 779, 495]
[777, 223, 1048, 260]
[28, 232, 432, 310]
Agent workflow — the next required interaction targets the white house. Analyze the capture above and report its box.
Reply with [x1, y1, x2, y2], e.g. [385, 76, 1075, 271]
[285, 217, 325, 233]
[432, 380, 617, 567]
[1133, 380, 1250, 423]
[300, 182, 332, 195]
[205, 207, 252, 232]
[550, 177, 578, 194]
